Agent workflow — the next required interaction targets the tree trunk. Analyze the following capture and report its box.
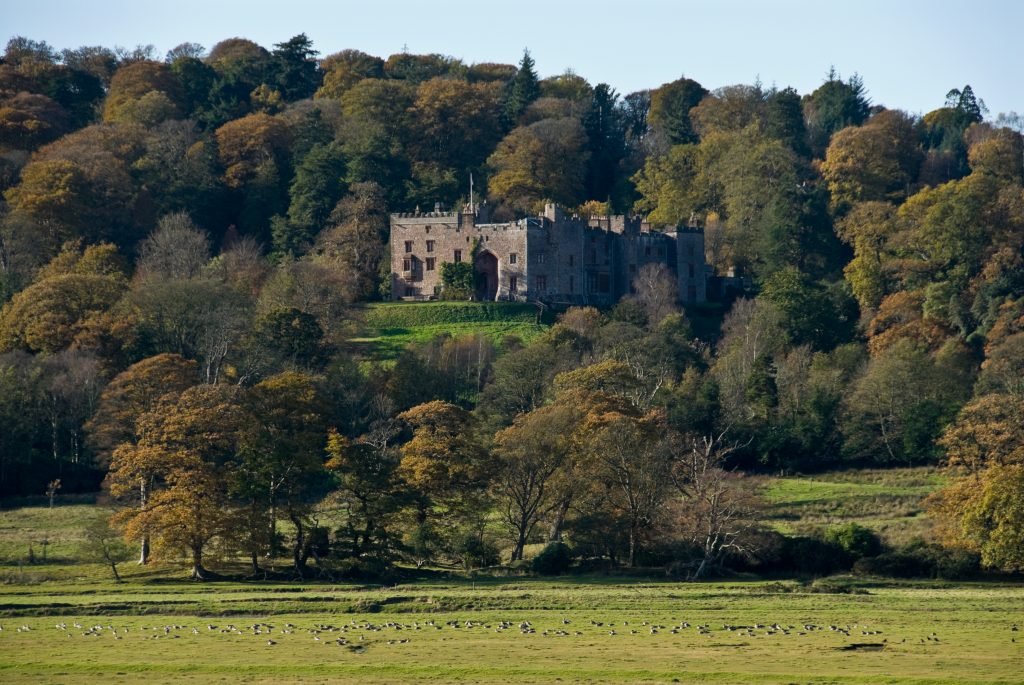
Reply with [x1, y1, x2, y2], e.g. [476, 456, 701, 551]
[251, 551, 260, 575]
[109, 559, 122, 583]
[138, 477, 150, 565]
[512, 527, 528, 562]
[190, 545, 208, 580]
[291, 513, 306, 577]
[628, 525, 638, 568]
[548, 498, 570, 542]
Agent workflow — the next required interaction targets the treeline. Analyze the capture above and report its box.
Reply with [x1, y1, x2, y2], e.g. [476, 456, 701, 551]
[1, 34, 1024, 574]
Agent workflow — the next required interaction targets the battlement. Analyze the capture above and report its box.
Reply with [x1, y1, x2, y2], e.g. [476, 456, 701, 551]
[390, 202, 707, 305]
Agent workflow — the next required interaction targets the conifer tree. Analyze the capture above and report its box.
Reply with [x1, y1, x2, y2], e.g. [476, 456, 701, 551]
[503, 49, 540, 127]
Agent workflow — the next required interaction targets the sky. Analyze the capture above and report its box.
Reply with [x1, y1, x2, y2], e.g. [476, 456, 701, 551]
[5, 0, 1022, 117]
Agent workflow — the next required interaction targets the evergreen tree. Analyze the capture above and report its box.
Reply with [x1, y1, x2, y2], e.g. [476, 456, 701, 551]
[503, 49, 540, 127]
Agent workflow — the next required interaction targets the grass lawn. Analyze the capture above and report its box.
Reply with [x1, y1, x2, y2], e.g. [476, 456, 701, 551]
[347, 301, 549, 364]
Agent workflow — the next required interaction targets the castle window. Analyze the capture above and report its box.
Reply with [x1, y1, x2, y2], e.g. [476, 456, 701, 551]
[688, 285, 697, 302]
[509, 253, 518, 264]
[536, 252, 545, 264]
[426, 257, 436, 271]
[657, 246, 664, 257]
[688, 244, 695, 257]
[688, 264, 695, 277]
[645, 246, 651, 256]
[425, 226, 431, 233]
[536, 275, 547, 290]
[405, 286, 416, 297]
[569, 275, 574, 293]
[590, 249, 597, 262]
[568, 254, 575, 266]
[426, 240, 435, 252]
[598, 273, 610, 293]
[509, 276, 518, 292]
[404, 241, 413, 253]
[402, 258, 411, 272]
[454, 249, 462, 263]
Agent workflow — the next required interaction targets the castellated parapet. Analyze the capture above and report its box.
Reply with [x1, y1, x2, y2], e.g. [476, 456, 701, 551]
[390, 203, 707, 305]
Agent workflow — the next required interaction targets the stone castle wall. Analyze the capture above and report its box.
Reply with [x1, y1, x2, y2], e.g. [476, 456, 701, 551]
[390, 205, 707, 305]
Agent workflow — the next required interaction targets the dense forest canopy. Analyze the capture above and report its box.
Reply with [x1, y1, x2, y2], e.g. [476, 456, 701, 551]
[1, 34, 1023, 577]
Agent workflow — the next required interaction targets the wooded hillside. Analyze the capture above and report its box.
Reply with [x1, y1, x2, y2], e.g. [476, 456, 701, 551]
[1, 34, 1023, 576]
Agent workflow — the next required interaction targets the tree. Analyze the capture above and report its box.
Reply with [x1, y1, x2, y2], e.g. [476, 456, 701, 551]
[253, 307, 327, 369]
[238, 372, 328, 576]
[487, 118, 589, 213]
[803, 71, 871, 156]
[86, 353, 199, 464]
[136, 212, 212, 281]
[937, 394, 1024, 473]
[690, 84, 767, 138]
[930, 393, 1024, 571]
[0, 243, 127, 354]
[316, 50, 384, 99]
[630, 263, 680, 327]
[313, 181, 390, 300]
[583, 83, 626, 202]
[0, 92, 71, 150]
[670, 431, 762, 578]
[578, 399, 671, 567]
[103, 60, 185, 124]
[821, 109, 922, 210]
[492, 403, 578, 560]
[271, 34, 320, 101]
[397, 401, 491, 561]
[765, 86, 809, 156]
[760, 267, 855, 350]
[648, 77, 708, 145]
[842, 339, 968, 464]
[80, 515, 132, 582]
[108, 385, 246, 579]
[503, 49, 540, 126]
[272, 142, 346, 257]
[325, 428, 407, 562]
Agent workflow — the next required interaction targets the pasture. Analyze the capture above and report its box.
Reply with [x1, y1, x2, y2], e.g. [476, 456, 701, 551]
[1, 473, 1020, 683]
[1, 577, 1022, 684]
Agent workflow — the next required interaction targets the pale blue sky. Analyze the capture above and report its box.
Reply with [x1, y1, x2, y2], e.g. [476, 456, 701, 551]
[6, 0, 1022, 117]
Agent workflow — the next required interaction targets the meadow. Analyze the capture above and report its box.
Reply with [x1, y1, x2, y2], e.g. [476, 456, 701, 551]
[1, 473, 1022, 684]
[0, 576, 1021, 684]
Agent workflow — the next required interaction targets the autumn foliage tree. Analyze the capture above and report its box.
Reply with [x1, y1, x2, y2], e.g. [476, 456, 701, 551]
[108, 385, 247, 579]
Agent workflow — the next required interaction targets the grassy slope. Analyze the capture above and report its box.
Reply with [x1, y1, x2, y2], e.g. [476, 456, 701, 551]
[760, 468, 944, 544]
[347, 301, 549, 363]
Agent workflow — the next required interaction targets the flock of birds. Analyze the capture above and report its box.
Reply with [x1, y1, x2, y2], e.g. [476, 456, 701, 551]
[1, 619, 1019, 651]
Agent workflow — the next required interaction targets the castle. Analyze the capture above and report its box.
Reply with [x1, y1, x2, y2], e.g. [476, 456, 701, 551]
[390, 203, 708, 306]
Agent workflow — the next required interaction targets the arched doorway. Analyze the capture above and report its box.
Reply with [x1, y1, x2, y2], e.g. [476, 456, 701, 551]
[474, 250, 499, 301]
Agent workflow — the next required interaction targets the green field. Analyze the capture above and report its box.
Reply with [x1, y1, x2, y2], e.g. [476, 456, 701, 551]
[347, 301, 549, 363]
[2, 473, 1021, 683]
[0, 576, 1021, 684]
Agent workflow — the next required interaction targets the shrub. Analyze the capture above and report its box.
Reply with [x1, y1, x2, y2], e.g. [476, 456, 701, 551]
[754, 532, 850, 575]
[532, 542, 573, 575]
[824, 523, 882, 560]
[456, 533, 499, 570]
[853, 540, 980, 579]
